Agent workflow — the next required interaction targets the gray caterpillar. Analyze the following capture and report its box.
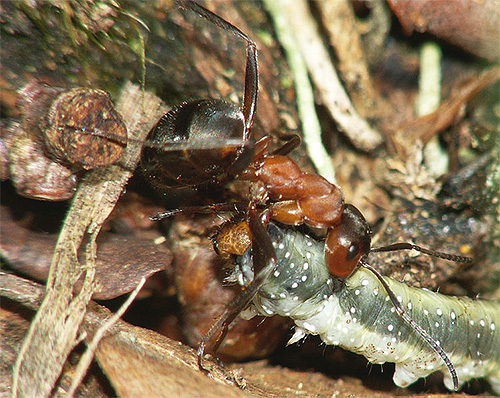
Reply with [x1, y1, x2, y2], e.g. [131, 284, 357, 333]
[231, 222, 500, 393]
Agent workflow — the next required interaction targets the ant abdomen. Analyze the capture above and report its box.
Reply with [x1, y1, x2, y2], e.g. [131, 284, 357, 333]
[140, 99, 254, 190]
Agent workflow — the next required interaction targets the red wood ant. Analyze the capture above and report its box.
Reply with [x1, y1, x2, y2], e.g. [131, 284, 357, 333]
[144, 1, 482, 392]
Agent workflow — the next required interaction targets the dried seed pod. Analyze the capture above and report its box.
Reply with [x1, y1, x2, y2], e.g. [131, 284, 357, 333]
[19, 80, 127, 169]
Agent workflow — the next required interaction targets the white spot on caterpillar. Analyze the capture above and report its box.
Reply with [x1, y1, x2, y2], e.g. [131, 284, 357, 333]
[303, 262, 309, 270]
[355, 289, 360, 296]
[480, 319, 486, 327]
[436, 308, 443, 316]
[350, 307, 356, 314]
[262, 305, 273, 315]
[278, 243, 285, 250]
[451, 311, 456, 320]
[290, 262, 295, 268]
[435, 322, 440, 328]
[303, 321, 316, 332]
[285, 251, 290, 259]
[470, 320, 475, 326]
[274, 270, 280, 277]
[291, 282, 298, 288]
[280, 292, 286, 298]
[306, 252, 311, 260]
[424, 309, 429, 316]
[361, 279, 369, 286]
[373, 287, 379, 296]
[397, 296, 402, 303]
[293, 296, 299, 301]
[301, 275, 307, 282]
[388, 324, 394, 331]
[407, 302, 412, 310]
[477, 333, 481, 339]
[491, 322, 496, 331]
[306, 240, 313, 247]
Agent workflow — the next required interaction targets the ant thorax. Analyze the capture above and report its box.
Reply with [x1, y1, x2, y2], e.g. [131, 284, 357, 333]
[229, 222, 500, 393]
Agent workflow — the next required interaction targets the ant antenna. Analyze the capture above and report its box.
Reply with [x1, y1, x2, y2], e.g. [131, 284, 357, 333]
[371, 242, 473, 264]
[359, 259, 459, 390]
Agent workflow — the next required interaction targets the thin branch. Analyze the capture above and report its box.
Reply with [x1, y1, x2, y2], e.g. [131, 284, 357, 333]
[275, 0, 383, 152]
[64, 277, 147, 397]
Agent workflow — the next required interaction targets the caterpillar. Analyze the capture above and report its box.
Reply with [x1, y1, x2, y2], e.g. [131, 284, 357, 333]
[227, 221, 500, 393]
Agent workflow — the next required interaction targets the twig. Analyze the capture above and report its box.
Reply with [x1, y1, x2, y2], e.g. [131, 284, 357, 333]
[262, 0, 336, 183]
[417, 42, 448, 177]
[274, 0, 383, 152]
[316, 0, 378, 118]
[64, 277, 147, 397]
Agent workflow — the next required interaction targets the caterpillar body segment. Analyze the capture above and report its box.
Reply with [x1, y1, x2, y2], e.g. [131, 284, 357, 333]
[234, 223, 500, 393]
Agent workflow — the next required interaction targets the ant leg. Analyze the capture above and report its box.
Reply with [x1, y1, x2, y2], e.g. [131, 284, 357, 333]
[177, 0, 258, 135]
[271, 134, 302, 157]
[150, 202, 247, 221]
[197, 204, 277, 371]
[242, 43, 258, 134]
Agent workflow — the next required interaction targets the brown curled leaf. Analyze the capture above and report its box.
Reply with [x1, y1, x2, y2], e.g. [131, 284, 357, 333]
[388, 0, 500, 61]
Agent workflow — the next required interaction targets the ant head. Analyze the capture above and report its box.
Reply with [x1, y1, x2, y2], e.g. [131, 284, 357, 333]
[325, 204, 372, 279]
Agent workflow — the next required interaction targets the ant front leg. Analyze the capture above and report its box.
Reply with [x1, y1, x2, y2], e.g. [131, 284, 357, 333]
[197, 204, 277, 372]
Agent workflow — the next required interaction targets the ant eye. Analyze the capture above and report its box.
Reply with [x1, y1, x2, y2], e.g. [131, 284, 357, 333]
[346, 243, 360, 261]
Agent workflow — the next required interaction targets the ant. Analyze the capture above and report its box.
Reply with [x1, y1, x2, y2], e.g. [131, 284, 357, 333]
[144, 0, 478, 392]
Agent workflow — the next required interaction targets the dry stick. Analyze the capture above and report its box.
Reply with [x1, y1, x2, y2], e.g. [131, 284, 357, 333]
[64, 277, 147, 397]
[316, 0, 378, 119]
[11, 82, 166, 398]
[277, 0, 383, 152]
[263, 0, 336, 184]
[418, 42, 448, 177]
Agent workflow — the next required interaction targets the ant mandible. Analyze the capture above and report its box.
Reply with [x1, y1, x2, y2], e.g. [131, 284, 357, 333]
[144, 1, 474, 391]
